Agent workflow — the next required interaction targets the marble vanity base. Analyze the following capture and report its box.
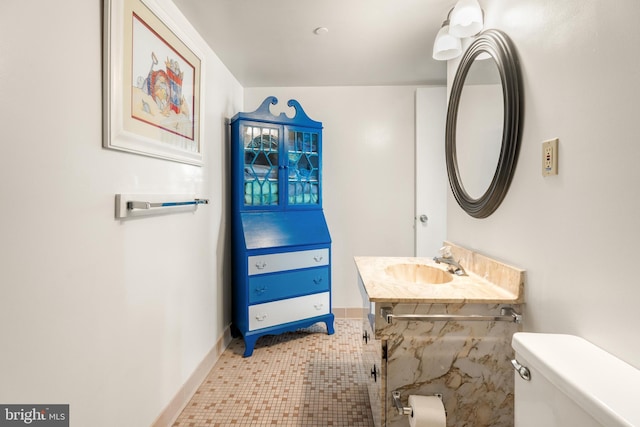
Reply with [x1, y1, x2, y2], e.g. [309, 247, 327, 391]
[356, 241, 525, 427]
[378, 303, 521, 427]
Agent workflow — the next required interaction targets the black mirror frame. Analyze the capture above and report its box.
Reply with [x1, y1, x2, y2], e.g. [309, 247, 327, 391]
[445, 29, 523, 218]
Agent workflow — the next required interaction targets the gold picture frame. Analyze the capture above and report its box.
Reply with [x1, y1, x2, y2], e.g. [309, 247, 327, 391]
[104, 0, 204, 165]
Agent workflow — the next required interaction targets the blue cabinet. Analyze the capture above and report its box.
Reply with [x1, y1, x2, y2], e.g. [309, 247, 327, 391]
[230, 97, 334, 357]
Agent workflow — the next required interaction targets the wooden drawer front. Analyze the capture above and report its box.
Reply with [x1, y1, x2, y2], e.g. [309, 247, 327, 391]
[248, 248, 328, 275]
[249, 268, 329, 304]
[248, 292, 330, 331]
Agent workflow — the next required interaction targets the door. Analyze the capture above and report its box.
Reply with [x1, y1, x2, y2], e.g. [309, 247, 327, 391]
[415, 87, 448, 257]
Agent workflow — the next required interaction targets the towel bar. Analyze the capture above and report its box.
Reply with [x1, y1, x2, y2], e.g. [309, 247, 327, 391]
[380, 306, 522, 324]
[115, 194, 209, 218]
[127, 199, 209, 210]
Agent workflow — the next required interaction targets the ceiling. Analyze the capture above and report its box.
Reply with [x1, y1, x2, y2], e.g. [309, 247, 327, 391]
[172, 0, 452, 87]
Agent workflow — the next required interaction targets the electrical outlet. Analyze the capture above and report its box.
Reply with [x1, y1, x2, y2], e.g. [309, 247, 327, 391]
[542, 138, 558, 176]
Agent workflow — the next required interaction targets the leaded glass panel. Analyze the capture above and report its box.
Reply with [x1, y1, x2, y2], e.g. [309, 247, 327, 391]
[243, 126, 279, 206]
[287, 130, 319, 205]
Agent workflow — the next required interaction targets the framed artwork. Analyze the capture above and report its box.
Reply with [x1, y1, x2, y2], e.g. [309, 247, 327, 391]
[104, 0, 204, 165]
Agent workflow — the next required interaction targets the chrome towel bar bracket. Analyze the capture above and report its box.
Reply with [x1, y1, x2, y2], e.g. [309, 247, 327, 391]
[380, 306, 522, 324]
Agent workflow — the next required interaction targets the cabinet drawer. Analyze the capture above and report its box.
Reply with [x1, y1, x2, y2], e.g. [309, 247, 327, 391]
[248, 292, 330, 331]
[249, 267, 329, 304]
[248, 248, 328, 275]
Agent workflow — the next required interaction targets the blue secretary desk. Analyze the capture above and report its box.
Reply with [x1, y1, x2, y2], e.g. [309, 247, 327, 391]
[230, 97, 334, 357]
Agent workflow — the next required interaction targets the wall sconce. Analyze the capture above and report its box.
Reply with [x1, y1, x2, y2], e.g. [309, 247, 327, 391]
[432, 11, 462, 61]
[432, 0, 484, 61]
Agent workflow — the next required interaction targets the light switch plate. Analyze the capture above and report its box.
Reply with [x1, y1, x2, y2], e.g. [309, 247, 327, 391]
[542, 138, 559, 176]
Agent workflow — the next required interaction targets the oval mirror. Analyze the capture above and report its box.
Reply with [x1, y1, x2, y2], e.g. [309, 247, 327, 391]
[446, 29, 523, 218]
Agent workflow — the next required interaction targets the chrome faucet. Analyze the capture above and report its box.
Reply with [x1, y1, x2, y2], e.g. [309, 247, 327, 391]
[433, 251, 467, 276]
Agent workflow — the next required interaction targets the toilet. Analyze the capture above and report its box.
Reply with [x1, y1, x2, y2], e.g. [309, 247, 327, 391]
[511, 333, 640, 427]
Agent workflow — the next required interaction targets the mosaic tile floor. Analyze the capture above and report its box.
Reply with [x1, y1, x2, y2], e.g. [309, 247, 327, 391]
[173, 319, 375, 427]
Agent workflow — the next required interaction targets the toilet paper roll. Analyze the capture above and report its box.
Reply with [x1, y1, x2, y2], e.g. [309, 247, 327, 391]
[408, 395, 446, 427]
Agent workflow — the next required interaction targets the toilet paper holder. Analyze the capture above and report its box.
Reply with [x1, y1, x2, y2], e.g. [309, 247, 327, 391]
[392, 390, 443, 416]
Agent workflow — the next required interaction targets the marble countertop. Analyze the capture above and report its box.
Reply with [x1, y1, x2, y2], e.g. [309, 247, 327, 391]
[354, 255, 523, 304]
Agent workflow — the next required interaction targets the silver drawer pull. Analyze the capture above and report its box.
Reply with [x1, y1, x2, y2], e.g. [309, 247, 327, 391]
[313, 256, 323, 262]
[313, 277, 323, 285]
[255, 314, 267, 322]
[314, 303, 324, 310]
[255, 261, 267, 270]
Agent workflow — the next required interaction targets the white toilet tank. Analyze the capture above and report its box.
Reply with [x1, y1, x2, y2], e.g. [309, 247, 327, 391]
[511, 333, 640, 427]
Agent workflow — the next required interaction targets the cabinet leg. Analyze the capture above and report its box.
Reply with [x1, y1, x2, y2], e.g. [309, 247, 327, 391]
[243, 336, 257, 357]
[325, 316, 335, 335]
[230, 324, 241, 338]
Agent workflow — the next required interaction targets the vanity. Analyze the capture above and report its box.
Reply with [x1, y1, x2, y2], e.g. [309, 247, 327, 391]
[356, 242, 524, 427]
[357, 26, 526, 427]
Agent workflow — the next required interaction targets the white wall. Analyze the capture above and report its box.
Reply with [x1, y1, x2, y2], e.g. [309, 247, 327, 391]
[245, 88, 423, 309]
[0, 1, 242, 425]
[447, 0, 640, 368]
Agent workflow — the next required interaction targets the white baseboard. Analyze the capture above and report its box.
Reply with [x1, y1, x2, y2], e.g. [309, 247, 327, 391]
[150, 325, 233, 427]
[332, 307, 367, 319]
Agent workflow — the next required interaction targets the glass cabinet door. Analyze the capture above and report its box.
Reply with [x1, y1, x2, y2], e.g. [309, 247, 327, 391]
[286, 128, 320, 206]
[242, 125, 280, 207]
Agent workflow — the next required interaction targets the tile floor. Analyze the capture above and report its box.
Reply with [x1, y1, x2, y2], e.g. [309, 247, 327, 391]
[173, 319, 375, 427]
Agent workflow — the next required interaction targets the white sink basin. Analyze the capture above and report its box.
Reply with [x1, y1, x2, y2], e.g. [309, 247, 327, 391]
[384, 263, 453, 285]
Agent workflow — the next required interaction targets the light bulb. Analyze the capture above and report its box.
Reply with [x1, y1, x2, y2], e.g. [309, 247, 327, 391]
[432, 24, 462, 61]
[449, 0, 483, 38]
